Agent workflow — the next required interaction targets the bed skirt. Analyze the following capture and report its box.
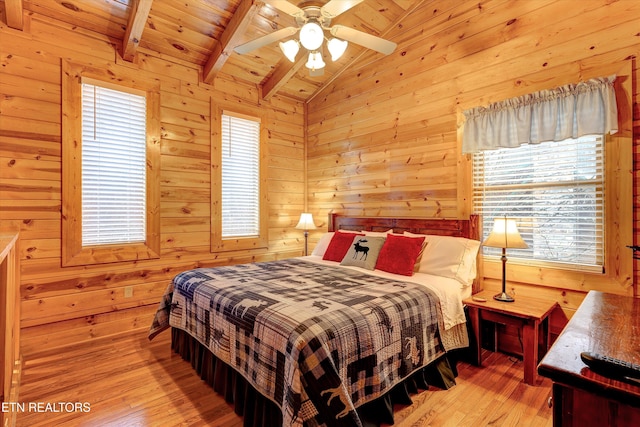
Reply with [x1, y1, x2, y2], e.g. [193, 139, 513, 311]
[171, 327, 459, 427]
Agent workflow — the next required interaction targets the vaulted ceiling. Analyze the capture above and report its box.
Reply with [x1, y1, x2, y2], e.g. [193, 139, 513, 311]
[2, 0, 424, 102]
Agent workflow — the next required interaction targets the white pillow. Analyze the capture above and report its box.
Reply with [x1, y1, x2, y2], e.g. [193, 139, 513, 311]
[361, 229, 394, 237]
[311, 232, 334, 256]
[404, 232, 480, 285]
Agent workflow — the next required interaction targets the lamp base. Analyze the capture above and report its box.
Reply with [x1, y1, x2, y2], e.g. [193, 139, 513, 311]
[493, 291, 515, 302]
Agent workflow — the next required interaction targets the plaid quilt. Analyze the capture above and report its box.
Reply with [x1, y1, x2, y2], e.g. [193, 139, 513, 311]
[154, 259, 447, 427]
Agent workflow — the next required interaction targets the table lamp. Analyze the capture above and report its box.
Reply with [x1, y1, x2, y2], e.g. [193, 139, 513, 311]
[483, 217, 528, 302]
[295, 213, 317, 256]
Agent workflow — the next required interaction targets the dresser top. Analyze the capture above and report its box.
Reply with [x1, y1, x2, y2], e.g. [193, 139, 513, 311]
[538, 290, 640, 405]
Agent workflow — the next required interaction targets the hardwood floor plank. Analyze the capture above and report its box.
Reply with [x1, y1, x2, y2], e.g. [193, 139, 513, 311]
[15, 331, 553, 426]
[391, 350, 552, 427]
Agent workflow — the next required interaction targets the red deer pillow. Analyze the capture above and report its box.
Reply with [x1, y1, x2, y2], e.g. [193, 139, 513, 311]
[322, 231, 365, 262]
[375, 234, 426, 276]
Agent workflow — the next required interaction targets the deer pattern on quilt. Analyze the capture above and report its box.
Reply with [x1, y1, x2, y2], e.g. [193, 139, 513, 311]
[232, 297, 268, 318]
[320, 386, 352, 419]
[405, 336, 421, 365]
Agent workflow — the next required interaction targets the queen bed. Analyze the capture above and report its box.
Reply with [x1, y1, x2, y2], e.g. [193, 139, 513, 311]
[149, 214, 481, 426]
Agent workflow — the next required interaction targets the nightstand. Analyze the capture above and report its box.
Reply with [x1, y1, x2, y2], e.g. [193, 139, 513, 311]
[463, 290, 559, 385]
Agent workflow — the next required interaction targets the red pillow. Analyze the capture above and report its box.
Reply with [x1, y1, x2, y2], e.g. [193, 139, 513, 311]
[322, 231, 364, 262]
[375, 234, 426, 276]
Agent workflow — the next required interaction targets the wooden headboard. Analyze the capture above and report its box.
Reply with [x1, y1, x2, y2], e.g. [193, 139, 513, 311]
[328, 213, 483, 294]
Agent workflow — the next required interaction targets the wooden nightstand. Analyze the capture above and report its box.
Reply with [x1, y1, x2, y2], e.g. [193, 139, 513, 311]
[463, 290, 559, 385]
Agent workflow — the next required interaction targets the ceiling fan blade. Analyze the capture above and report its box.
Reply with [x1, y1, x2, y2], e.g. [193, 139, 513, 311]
[265, 0, 306, 18]
[329, 25, 397, 55]
[234, 27, 298, 54]
[321, 0, 364, 19]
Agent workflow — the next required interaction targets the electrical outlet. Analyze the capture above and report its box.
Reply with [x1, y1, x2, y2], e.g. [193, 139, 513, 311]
[124, 286, 133, 298]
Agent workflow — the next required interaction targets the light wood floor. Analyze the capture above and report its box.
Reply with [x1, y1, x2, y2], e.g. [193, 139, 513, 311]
[14, 329, 553, 427]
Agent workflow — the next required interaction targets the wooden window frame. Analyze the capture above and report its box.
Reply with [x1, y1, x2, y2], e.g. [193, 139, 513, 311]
[61, 61, 161, 267]
[211, 101, 268, 252]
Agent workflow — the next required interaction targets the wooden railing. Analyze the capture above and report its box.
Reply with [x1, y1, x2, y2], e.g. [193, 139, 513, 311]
[1, 233, 20, 427]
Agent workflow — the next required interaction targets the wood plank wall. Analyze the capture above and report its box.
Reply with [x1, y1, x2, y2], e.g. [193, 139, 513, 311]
[306, 0, 640, 328]
[0, 0, 638, 355]
[0, 11, 305, 355]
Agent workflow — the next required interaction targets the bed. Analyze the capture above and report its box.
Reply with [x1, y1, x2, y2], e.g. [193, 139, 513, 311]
[149, 214, 481, 427]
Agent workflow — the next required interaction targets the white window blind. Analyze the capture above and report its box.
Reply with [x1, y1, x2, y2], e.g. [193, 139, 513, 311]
[473, 135, 604, 270]
[221, 112, 260, 238]
[81, 83, 147, 246]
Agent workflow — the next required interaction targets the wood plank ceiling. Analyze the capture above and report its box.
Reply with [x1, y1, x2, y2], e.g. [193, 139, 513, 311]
[2, 0, 423, 102]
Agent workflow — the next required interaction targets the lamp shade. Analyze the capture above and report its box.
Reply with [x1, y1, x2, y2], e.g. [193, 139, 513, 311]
[483, 217, 528, 249]
[295, 213, 317, 231]
[327, 38, 348, 61]
[305, 51, 325, 70]
[279, 39, 299, 62]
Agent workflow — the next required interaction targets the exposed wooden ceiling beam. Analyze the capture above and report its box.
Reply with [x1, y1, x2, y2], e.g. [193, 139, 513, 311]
[122, 0, 153, 62]
[4, 0, 24, 30]
[203, 0, 262, 84]
[261, 55, 306, 100]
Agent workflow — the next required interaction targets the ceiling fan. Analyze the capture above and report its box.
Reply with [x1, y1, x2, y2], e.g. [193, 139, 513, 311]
[234, 0, 397, 76]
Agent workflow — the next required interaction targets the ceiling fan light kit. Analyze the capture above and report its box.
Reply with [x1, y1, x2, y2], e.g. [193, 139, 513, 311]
[235, 0, 397, 76]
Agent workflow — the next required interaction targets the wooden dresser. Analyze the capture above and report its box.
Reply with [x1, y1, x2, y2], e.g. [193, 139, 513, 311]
[1, 233, 20, 427]
[538, 291, 640, 426]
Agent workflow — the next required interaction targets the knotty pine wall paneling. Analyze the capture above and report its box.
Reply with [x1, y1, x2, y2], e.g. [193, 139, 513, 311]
[0, 13, 305, 355]
[306, 0, 640, 324]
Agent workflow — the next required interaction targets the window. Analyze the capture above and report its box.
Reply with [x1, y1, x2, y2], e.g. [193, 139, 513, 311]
[81, 83, 147, 246]
[62, 61, 160, 266]
[221, 112, 260, 238]
[211, 105, 267, 252]
[473, 136, 604, 271]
